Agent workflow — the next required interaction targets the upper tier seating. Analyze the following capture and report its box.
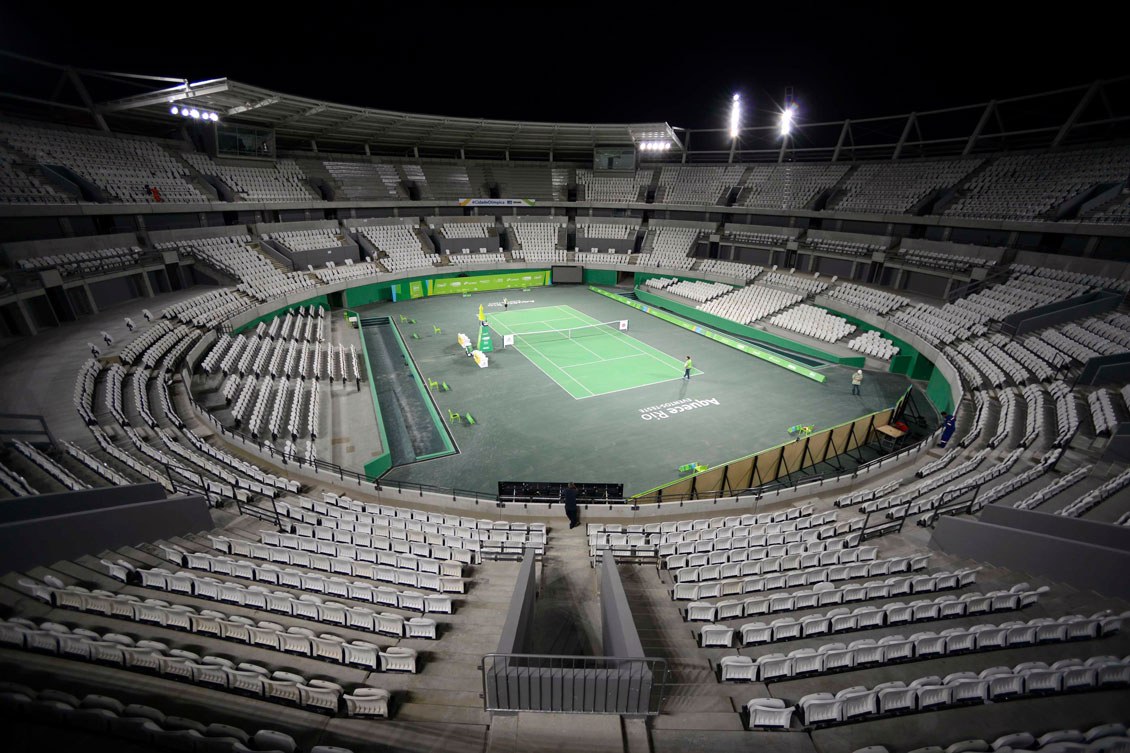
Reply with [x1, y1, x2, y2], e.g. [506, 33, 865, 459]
[639, 227, 699, 269]
[505, 218, 565, 259]
[266, 229, 347, 252]
[833, 158, 982, 214]
[0, 121, 207, 203]
[183, 154, 317, 202]
[945, 145, 1130, 221]
[156, 235, 315, 302]
[322, 160, 404, 199]
[804, 237, 883, 256]
[743, 163, 851, 210]
[355, 223, 437, 273]
[576, 169, 652, 202]
[491, 164, 568, 200]
[15, 246, 141, 277]
[658, 165, 747, 205]
[0, 142, 67, 203]
[726, 230, 790, 247]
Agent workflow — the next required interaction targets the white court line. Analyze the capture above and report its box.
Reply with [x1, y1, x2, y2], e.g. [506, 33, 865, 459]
[555, 304, 686, 376]
[559, 353, 652, 369]
[572, 372, 705, 400]
[492, 317, 593, 399]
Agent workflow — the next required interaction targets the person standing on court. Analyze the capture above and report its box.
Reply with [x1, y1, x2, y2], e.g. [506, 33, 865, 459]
[938, 412, 957, 448]
[562, 482, 580, 529]
[683, 355, 693, 380]
[851, 369, 863, 395]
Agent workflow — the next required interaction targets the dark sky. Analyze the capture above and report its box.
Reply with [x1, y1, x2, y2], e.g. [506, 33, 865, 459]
[0, 3, 1123, 130]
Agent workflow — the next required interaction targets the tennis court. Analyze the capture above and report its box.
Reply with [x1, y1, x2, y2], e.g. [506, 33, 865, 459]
[489, 304, 702, 399]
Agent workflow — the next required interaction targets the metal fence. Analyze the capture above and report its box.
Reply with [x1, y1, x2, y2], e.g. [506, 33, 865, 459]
[481, 653, 668, 715]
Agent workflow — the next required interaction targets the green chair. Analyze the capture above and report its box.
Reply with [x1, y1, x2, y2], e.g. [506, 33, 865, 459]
[428, 378, 439, 390]
[433, 325, 442, 335]
[411, 332, 420, 340]
[465, 413, 476, 425]
[447, 410, 461, 423]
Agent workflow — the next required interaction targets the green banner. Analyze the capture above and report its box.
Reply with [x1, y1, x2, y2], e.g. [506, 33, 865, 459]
[427, 271, 549, 296]
[589, 286, 826, 383]
[409, 280, 424, 299]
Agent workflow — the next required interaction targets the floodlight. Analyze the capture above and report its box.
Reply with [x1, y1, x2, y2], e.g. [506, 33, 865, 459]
[209, 112, 219, 122]
[170, 106, 179, 115]
[729, 94, 741, 140]
[780, 105, 796, 137]
[189, 109, 200, 119]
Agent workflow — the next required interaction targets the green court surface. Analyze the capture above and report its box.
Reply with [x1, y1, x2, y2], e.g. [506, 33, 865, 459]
[358, 285, 924, 496]
[488, 305, 702, 399]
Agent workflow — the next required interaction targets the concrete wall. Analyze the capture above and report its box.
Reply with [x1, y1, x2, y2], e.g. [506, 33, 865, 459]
[1002, 292, 1121, 335]
[0, 488, 212, 573]
[1079, 353, 1130, 386]
[979, 504, 1130, 552]
[600, 554, 645, 660]
[495, 551, 538, 655]
[0, 482, 166, 523]
[931, 514, 1130, 600]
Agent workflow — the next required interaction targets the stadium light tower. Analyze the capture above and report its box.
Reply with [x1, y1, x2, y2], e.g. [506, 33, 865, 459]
[728, 93, 741, 163]
[778, 87, 796, 163]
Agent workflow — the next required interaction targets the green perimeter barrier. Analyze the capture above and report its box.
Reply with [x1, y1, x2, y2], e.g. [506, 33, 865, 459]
[231, 295, 330, 335]
[582, 268, 619, 286]
[590, 286, 827, 383]
[351, 312, 393, 479]
[632, 401, 899, 502]
[814, 306, 936, 381]
[342, 269, 552, 308]
[808, 306, 952, 415]
[632, 287, 866, 368]
[383, 318, 457, 461]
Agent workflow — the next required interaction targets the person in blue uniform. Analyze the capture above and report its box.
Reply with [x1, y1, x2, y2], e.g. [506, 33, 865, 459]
[939, 413, 957, 447]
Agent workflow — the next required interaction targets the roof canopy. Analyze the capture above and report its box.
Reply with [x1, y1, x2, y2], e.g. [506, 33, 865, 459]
[99, 78, 681, 154]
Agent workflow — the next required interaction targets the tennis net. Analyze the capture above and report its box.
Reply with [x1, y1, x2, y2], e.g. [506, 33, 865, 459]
[497, 319, 628, 347]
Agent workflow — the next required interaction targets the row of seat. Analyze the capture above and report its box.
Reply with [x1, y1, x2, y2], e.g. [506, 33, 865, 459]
[677, 567, 979, 612]
[0, 683, 347, 752]
[99, 560, 452, 616]
[719, 612, 1122, 681]
[854, 722, 1130, 753]
[726, 585, 1049, 647]
[0, 616, 384, 717]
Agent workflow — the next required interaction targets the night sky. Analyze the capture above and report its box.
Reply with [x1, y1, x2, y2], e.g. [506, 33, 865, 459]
[0, 3, 1123, 130]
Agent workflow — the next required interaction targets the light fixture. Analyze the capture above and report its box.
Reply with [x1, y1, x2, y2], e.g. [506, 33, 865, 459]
[170, 106, 179, 115]
[729, 94, 741, 140]
[780, 105, 796, 137]
[209, 112, 219, 122]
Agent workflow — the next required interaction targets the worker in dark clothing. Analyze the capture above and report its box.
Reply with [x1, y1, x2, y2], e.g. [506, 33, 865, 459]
[562, 482, 580, 529]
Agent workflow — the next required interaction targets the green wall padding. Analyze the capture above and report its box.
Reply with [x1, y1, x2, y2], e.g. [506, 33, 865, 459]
[926, 367, 954, 415]
[582, 269, 619, 286]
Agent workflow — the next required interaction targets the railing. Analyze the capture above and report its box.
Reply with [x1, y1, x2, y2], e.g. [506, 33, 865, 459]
[0, 251, 170, 296]
[481, 653, 668, 715]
